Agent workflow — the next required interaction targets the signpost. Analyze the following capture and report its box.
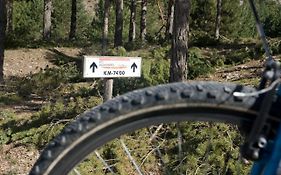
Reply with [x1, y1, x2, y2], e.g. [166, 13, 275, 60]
[83, 56, 141, 78]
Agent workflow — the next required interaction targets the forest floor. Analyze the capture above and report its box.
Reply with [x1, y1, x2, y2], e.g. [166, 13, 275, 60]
[0, 47, 83, 175]
[0, 46, 268, 175]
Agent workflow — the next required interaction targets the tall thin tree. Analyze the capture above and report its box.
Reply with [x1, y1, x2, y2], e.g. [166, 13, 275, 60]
[140, 0, 147, 41]
[170, 0, 190, 82]
[0, 0, 7, 82]
[102, 0, 113, 102]
[114, 0, 123, 47]
[128, 0, 136, 42]
[102, 0, 111, 53]
[215, 0, 222, 39]
[43, 0, 52, 40]
[69, 0, 77, 40]
[6, 0, 12, 33]
[166, 0, 174, 40]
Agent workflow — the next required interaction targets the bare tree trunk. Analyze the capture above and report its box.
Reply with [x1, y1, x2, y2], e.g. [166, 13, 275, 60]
[166, 0, 174, 40]
[114, 0, 123, 47]
[239, 0, 244, 6]
[140, 0, 147, 41]
[215, 0, 222, 40]
[43, 0, 52, 40]
[0, 0, 7, 83]
[69, 0, 77, 40]
[102, 0, 113, 102]
[128, 0, 136, 42]
[102, 0, 111, 53]
[169, 0, 190, 82]
[6, 0, 12, 33]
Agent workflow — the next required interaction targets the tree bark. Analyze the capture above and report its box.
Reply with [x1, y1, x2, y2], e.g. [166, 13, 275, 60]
[166, 0, 174, 40]
[43, 0, 52, 40]
[215, 0, 222, 40]
[102, 0, 111, 54]
[6, 0, 12, 33]
[0, 0, 7, 83]
[69, 0, 77, 40]
[169, 0, 190, 82]
[102, 0, 113, 102]
[140, 0, 147, 41]
[128, 0, 136, 42]
[114, 0, 123, 47]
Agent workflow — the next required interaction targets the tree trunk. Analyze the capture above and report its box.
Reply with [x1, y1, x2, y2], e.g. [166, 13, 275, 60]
[169, 0, 190, 82]
[114, 0, 123, 47]
[0, 0, 7, 83]
[215, 0, 222, 40]
[166, 0, 174, 40]
[102, 0, 111, 54]
[102, 0, 113, 102]
[103, 79, 113, 102]
[128, 0, 136, 42]
[43, 0, 52, 40]
[239, 0, 244, 6]
[6, 0, 12, 33]
[69, 0, 77, 40]
[140, 0, 147, 41]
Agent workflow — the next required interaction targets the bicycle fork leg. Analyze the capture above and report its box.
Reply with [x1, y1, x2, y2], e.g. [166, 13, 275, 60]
[250, 125, 281, 175]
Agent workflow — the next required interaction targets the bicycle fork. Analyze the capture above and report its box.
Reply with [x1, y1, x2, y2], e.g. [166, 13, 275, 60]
[250, 124, 281, 175]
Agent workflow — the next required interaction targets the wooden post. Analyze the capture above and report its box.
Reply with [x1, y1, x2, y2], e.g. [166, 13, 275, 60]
[103, 78, 113, 101]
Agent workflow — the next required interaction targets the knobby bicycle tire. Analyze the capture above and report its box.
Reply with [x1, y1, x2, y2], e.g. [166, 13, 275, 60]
[29, 81, 280, 175]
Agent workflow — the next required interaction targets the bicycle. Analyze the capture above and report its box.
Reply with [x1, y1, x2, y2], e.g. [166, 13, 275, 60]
[29, 0, 281, 174]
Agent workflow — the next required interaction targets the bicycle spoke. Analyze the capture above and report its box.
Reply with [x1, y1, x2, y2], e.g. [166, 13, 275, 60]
[147, 125, 167, 172]
[120, 139, 143, 175]
[176, 122, 184, 175]
[94, 151, 115, 174]
[72, 168, 81, 175]
[149, 124, 163, 142]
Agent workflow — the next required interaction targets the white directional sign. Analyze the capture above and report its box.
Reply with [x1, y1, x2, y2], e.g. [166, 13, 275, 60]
[83, 56, 142, 78]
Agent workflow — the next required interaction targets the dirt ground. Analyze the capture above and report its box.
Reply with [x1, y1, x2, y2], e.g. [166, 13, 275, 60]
[4, 48, 82, 77]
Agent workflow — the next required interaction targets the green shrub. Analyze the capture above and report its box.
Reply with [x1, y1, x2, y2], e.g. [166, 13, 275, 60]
[17, 63, 81, 97]
[113, 46, 170, 95]
[225, 49, 252, 65]
[191, 31, 219, 47]
[107, 46, 127, 56]
[0, 95, 102, 147]
[270, 39, 281, 55]
[187, 47, 212, 79]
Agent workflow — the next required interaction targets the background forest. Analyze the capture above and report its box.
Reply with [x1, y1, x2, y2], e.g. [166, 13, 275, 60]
[0, 0, 281, 174]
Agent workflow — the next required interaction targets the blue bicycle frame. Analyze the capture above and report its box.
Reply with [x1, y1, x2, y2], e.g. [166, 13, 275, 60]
[251, 124, 281, 175]
[249, 86, 281, 174]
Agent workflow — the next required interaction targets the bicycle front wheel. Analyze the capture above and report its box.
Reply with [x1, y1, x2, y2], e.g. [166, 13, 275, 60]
[29, 81, 276, 175]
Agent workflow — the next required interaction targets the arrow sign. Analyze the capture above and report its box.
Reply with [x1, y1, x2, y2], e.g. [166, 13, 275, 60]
[131, 62, 137, 72]
[83, 56, 141, 78]
[90, 62, 98, 73]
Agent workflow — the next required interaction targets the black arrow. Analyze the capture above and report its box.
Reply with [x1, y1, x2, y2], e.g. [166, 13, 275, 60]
[131, 62, 137, 72]
[90, 62, 98, 73]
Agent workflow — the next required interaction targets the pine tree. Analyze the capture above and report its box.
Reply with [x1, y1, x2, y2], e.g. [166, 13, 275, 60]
[0, 0, 7, 83]
[170, 0, 190, 82]
[43, 0, 52, 40]
[69, 0, 77, 40]
[128, 0, 136, 42]
[140, 0, 147, 41]
[114, 0, 123, 47]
